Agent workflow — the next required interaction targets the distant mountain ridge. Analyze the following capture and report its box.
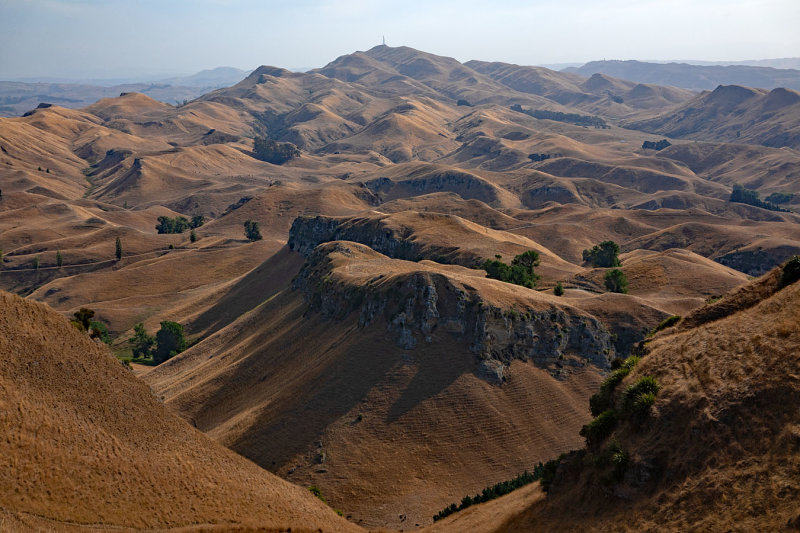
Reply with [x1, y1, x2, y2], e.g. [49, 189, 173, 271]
[565, 59, 800, 91]
[626, 84, 800, 149]
[0, 67, 251, 117]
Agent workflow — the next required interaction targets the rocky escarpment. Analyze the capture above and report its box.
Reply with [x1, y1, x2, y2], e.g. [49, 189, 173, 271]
[288, 212, 481, 266]
[292, 241, 614, 383]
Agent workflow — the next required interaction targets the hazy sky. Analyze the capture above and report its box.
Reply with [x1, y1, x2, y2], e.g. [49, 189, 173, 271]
[1, 0, 798, 79]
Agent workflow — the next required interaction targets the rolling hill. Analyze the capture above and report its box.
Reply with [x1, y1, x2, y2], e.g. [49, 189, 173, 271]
[566, 59, 800, 91]
[1, 44, 800, 532]
[0, 290, 358, 532]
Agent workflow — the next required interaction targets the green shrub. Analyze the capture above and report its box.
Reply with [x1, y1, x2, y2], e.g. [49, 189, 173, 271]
[631, 391, 657, 420]
[590, 357, 638, 416]
[56, 250, 63, 268]
[621, 376, 660, 414]
[651, 315, 680, 335]
[781, 256, 800, 287]
[89, 321, 111, 345]
[554, 281, 565, 296]
[308, 485, 327, 504]
[595, 440, 629, 484]
[604, 269, 628, 293]
[433, 468, 543, 521]
[580, 409, 618, 447]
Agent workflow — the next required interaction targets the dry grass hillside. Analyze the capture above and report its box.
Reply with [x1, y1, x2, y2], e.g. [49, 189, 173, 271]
[0, 290, 359, 532]
[2, 44, 799, 532]
[627, 85, 800, 149]
[491, 265, 800, 532]
[144, 240, 616, 529]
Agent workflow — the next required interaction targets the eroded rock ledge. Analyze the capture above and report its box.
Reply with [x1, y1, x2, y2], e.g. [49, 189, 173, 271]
[292, 241, 613, 383]
[288, 212, 478, 266]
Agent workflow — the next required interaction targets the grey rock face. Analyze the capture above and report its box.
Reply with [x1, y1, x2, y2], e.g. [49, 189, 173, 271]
[293, 243, 614, 384]
[288, 214, 477, 266]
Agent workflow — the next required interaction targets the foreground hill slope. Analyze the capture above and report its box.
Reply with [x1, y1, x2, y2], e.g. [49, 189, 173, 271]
[144, 240, 614, 528]
[0, 291, 359, 532]
[496, 265, 800, 531]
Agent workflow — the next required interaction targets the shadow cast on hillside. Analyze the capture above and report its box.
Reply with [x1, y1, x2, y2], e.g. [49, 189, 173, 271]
[189, 245, 304, 336]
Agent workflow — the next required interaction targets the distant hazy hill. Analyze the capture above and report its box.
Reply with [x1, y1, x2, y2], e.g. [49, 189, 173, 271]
[157, 66, 251, 87]
[0, 67, 251, 117]
[565, 60, 800, 91]
[626, 85, 800, 149]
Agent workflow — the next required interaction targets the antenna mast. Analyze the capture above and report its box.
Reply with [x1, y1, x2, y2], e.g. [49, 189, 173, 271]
[382, 35, 386, 46]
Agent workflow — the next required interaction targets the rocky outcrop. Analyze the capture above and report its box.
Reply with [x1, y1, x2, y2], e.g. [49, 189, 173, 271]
[288, 213, 478, 266]
[293, 241, 614, 383]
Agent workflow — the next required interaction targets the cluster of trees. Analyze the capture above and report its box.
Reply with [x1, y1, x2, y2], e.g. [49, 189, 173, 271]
[433, 459, 561, 522]
[641, 139, 671, 150]
[482, 250, 540, 289]
[582, 241, 621, 267]
[156, 215, 205, 234]
[244, 220, 263, 241]
[781, 256, 800, 288]
[70, 308, 111, 344]
[582, 241, 628, 293]
[253, 137, 300, 165]
[765, 192, 794, 205]
[730, 184, 789, 212]
[528, 152, 562, 162]
[129, 321, 187, 364]
[510, 104, 608, 128]
[456, 99, 473, 107]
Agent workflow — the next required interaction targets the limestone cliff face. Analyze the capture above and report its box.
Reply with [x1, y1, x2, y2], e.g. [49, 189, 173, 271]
[288, 213, 478, 266]
[292, 242, 613, 383]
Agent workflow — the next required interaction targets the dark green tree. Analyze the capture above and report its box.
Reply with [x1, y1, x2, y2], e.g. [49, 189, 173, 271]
[482, 250, 541, 288]
[554, 281, 565, 296]
[115, 237, 122, 261]
[33, 256, 40, 270]
[56, 250, 63, 268]
[253, 137, 300, 165]
[73, 308, 95, 331]
[190, 229, 197, 243]
[781, 256, 800, 287]
[153, 321, 187, 364]
[129, 322, 156, 358]
[244, 220, 263, 241]
[156, 216, 190, 234]
[604, 269, 628, 293]
[189, 215, 205, 229]
[730, 184, 785, 211]
[583, 241, 621, 267]
[89, 321, 111, 344]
